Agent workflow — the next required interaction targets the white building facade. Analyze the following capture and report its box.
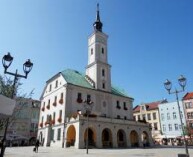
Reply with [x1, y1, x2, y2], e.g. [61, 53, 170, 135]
[37, 5, 153, 149]
[158, 101, 186, 141]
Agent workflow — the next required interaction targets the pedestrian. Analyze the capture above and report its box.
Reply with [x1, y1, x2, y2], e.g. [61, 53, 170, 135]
[35, 139, 40, 153]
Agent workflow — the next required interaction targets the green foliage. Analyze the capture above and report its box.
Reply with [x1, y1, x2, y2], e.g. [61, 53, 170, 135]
[0, 75, 14, 98]
[0, 75, 23, 98]
[0, 74, 34, 131]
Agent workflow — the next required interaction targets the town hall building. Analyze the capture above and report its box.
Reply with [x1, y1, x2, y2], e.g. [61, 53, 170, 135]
[37, 4, 153, 149]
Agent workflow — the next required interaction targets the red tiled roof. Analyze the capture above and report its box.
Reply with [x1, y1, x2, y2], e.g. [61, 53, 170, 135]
[133, 101, 162, 113]
[183, 92, 193, 100]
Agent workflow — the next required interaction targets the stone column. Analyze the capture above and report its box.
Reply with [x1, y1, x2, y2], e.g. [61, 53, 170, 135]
[112, 126, 118, 148]
[96, 124, 102, 148]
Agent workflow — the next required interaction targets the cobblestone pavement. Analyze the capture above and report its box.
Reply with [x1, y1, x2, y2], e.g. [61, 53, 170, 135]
[3, 146, 193, 157]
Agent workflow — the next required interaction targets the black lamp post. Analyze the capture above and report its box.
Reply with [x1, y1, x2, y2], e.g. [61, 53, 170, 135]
[0, 52, 33, 157]
[83, 99, 93, 154]
[164, 75, 189, 157]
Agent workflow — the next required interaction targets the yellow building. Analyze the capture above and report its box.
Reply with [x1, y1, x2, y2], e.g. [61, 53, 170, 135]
[133, 100, 167, 142]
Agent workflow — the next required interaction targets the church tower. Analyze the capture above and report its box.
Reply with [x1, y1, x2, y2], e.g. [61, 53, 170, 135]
[86, 4, 111, 92]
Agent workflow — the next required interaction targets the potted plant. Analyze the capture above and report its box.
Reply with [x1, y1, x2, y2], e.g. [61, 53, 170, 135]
[58, 117, 62, 123]
[46, 104, 50, 109]
[59, 99, 63, 104]
[53, 102, 57, 107]
[39, 123, 43, 128]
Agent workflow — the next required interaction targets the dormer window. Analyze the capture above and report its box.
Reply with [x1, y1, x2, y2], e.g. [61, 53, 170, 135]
[141, 106, 145, 110]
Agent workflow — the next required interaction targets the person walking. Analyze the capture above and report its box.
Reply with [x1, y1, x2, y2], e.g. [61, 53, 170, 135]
[35, 139, 40, 153]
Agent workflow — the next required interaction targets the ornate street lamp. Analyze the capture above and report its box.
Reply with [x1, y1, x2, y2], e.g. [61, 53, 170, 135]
[83, 98, 94, 154]
[163, 75, 189, 157]
[0, 53, 33, 157]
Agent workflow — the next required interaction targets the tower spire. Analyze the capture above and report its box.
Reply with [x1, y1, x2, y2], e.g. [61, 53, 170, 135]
[93, 3, 103, 32]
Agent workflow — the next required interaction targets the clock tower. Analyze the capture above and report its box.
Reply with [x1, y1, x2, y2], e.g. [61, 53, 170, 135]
[86, 4, 111, 92]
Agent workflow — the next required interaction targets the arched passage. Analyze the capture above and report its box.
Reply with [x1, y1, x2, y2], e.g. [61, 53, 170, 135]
[102, 128, 112, 148]
[117, 129, 126, 147]
[130, 130, 139, 147]
[142, 131, 149, 147]
[66, 125, 76, 147]
[84, 127, 96, 147]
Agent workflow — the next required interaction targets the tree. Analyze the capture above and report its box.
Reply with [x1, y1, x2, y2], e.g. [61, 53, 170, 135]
[0, 74, 34, 132]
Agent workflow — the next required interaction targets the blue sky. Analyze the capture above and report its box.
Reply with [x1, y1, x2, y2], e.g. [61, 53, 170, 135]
[0, 0, 193, 106]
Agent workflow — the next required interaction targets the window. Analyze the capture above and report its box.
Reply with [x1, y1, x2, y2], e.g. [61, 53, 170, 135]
[142, 114, 146, 120]
[57, 128, 61, 140]
[123, 102, 127, 110]
[124, 116, 127, 120]
[180, 111, 183, 118]
[53, 112, 56, 120]
[147, 113, 151, 120]
[102, 83, 105, 89]
[55, 80, 58, 88]
[102, 69, 105, 77]
[185, 102, 193, 109]
[190, 123, 193, 129]
[141, 106, 145, 110]
[169, 124, 172, 131]
[59, 110, 62, 118]
[173, 112, 177, 119]
[49, 84, 52, 92]
[87, 94, 91, 102]
[77, 93, 82, 103]
[167, 113, 170, 120]
[102, 47, 104, 54]
[54, 96, 57, 103]
[162, 125, 166, 132]
[91, 48, 93, 55]
[133, 116, 136, 121]
[187, 113, 191, 119]
[117, 115, 120, 119]
[154, 123, 158, 130]
[137, 115, 140, 120]
[174, 124, 178, 130]
[78, 93, 81, 99]
[153, 113, 156, 120]
[161, 113, 164, 120]
[116, 101, 121, 109]
[187, 112, 193, 119]
[61, 92, 63, 99]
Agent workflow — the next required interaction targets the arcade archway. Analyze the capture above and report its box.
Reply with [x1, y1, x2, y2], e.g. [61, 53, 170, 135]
[117, 129, 126, 147]
[102, 128, 112, 148]
[66, 125, 76, 147]
[84, 127, 96, 147]
[130, 130, 139, 147]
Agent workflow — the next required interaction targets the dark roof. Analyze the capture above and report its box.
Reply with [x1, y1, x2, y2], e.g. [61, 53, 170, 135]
[183, 92, 193, 100]
[61, 69, 132, 99]
[133, 100, 164, 112]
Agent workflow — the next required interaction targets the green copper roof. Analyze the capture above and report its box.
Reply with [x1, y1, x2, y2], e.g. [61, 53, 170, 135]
[61, 69, 131, 98]
[111, 86, 129, 97]
[61, 69, 94, 89]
